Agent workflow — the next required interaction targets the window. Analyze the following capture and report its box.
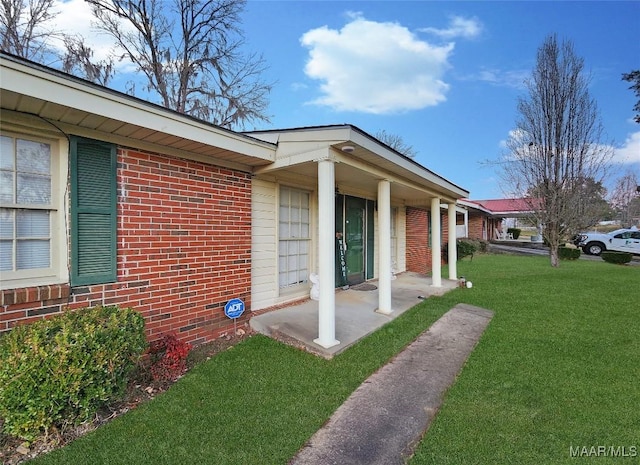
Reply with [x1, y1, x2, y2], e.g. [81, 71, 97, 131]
[70, 137, 117, 286]
[0, 135, 54, 277]
[278, 186, 310, 289]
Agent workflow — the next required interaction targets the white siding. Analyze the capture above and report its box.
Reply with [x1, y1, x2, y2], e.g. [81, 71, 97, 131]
[396, 207, 407, 273]
[251, 177, 315, 311]
[251, 179, 278, 310]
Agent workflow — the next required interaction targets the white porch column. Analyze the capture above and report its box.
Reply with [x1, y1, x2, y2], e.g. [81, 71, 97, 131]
[448, 202, 457, 280]
[314, 158, 339, 349]
[377, 179, 392, 315]
[431, 197, 442, 287]
[464, 208, 469, 238]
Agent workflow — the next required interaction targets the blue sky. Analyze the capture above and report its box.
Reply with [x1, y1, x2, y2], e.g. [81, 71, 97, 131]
[54, 0, 640, 200]
[239, 1, 640, 199]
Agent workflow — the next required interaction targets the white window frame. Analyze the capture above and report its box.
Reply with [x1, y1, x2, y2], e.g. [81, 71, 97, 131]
[0, 130, 68, 289]
[278, 185, 311, 293]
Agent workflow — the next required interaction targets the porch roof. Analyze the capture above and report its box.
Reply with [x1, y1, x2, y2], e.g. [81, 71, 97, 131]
[462, 198, 541, 218]
[246, 125, 469, 206]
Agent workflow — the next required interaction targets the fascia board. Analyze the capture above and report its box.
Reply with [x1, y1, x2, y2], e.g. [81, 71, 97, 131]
[347, 129, 469, 199]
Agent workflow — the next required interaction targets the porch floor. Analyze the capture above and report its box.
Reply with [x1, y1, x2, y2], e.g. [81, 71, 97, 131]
[249, 272, 458, 358]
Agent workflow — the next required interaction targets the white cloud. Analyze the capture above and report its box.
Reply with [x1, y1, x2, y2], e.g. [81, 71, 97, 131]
[459, 67, 529, 89]
[613, 131, 640, 165]
[50, 0, 112, 60]
[419, 15, 483, 40]
[51, 0, 138, 72]
[300, 14, 454, 113]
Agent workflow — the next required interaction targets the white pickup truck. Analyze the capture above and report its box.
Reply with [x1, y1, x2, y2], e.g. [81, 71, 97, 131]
[573, 227, 640, 255]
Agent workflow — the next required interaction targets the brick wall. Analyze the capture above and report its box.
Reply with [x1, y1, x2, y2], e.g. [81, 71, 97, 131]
[467, 213, 485, 240]
[1, 147, 252, 346]
[405, 207, 453, 275]
[405, 207, 430, 274]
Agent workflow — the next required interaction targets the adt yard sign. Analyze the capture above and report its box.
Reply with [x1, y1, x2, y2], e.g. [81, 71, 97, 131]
[224, 298, 245, 319]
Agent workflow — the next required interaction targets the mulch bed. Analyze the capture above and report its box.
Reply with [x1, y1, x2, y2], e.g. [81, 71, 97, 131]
[0, 328, 253, 465]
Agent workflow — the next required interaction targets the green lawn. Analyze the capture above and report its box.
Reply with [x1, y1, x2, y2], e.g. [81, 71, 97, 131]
[31, 255, 639, 464]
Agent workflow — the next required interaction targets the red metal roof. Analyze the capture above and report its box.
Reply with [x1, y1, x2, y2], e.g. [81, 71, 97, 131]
[463, 198, 541, 214]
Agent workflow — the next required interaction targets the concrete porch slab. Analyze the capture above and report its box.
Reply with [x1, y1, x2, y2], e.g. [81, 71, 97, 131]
[249, 272, 458, 358]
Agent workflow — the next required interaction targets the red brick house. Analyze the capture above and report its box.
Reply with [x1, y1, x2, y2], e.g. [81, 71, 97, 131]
[459, 198, 540, 240]
[1, 53, 468, 347]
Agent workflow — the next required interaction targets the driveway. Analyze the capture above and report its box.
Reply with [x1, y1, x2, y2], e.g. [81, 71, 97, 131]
[488, 242, 639, 264]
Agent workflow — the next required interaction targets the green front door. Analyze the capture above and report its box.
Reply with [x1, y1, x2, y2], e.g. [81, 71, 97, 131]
[345, 196, 366, 284]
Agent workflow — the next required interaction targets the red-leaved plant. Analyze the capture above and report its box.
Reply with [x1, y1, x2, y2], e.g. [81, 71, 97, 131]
[149, 334, 192, 382]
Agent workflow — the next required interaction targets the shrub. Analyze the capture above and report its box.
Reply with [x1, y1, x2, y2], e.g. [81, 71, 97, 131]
[0, 306, 147, 440]
[473, 239, 489, 253]
[442, 239, 478, 263]
[507, 228, 521, 239]
[149, 334, 192, 383]
[558, 246, 581, 260]
[601, 251, 633, 265]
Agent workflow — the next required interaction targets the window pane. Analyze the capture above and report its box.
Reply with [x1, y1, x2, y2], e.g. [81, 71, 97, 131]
[0, 240, 12, 271]
[17, 139, 50, 174]
[279, 222, 290, 239]
[301, 222, 309, 238]
[17, 173, 51, 204]
[288, 254, 298, 271]
[16, 239, 50, 269]
[279, 205, 289, 222]
[299, 241, 309, 254]
[279, 187, 290, 206]
[0, 136, 14, 170]
[0, 209, 13, 239]
[290, 190, 300, 208]
[291, 206, 300, 222]
[0, 171, 13, 203]
[17, 210, 50, 237]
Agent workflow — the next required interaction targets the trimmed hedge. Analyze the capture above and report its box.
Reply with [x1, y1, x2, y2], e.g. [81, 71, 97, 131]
[443, 238, 481, 262]
[0, 306, 147, 440]
[601, 251, 633, 265]
[507, 228, 521, 240]
[559, 246, 581, 260]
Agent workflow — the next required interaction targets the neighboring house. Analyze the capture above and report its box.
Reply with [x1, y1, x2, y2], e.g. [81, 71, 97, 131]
[0, 53, 468, 347]
[459, 198, 539, 240]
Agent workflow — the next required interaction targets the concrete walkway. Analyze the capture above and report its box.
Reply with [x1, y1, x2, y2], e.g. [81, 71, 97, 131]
[289, 304, 494, 465]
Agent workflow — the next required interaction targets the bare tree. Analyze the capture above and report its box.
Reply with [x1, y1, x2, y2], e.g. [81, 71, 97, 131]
[62, 36, 115, 86]
[0, 0, 58, 61]
[375, 129, 417, 158]
[500, 35, 612, 267]
[1, 0, 116, 85]
[622, 70, 640, 124]
[86, 0, 272, 129]
[610, 171, 640, 226]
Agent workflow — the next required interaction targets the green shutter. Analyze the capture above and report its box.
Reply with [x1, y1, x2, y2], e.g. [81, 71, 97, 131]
[70, 137, 117, 286]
